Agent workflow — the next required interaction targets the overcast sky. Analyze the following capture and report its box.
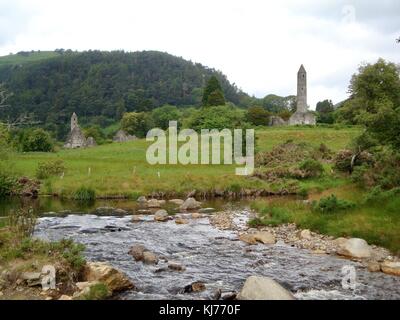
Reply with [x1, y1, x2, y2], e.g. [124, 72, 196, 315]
[0, 0, 399, 108]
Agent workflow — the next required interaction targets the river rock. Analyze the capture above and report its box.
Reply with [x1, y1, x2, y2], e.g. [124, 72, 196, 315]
[337, 238, 372, 259]
[381, 261, 400, 276]
[93, 207, 115, 215]
[154, 209, 169, 222]
[58, 295, 72, 300]
[169, 199, 184, 205]
[191, 212, 204, 219]
[179, 198, 201, 211]
[129, 244, 147, 261]
[298, 229, 312, 240]
[137, 196, 147, 203]
[147, 199, 161, 208]
[239, 233, 257, 245]
[143, 251, 159, 265]
[132, 215, 143, 223]
[199, 208, 216, 214]
[254, 231, 276, 244]
[237, 276, 295, 300]
[113, 208, 128, 215]
[84, 262, 134, 293]
[168, 262, 186, 271]
[367, 261, 381, 272]
[175, 218, 189, 225]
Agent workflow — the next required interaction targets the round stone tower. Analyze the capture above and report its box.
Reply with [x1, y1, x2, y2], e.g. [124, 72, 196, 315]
[71, 112, 78, 131]
[297, 64, 307, 113]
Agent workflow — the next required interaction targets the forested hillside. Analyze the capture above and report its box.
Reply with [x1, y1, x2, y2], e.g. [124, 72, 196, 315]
[0, 50, 248, 137]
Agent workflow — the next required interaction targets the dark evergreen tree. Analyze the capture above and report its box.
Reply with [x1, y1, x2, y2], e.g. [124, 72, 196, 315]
[202, 76, 226, 106]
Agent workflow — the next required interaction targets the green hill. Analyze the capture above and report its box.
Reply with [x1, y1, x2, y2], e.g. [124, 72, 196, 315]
[0, 50, 248, 139]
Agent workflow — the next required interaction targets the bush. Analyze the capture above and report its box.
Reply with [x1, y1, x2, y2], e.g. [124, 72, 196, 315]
[76, 283, 111, 300]
[73, 186, 96, 201]
[20, 128, 54, 152]
[36, 159, 65, 179]
[0, 171, 16, 198]
[299, 159, 324, 178]
[312, 194, 355, 214]
[334, 149, 374, 172]
[363, 186, 400, 204]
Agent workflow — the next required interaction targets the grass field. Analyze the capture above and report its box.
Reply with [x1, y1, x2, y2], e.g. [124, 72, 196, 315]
[0, 51, 61, 66]
[10, 126, 361, 198]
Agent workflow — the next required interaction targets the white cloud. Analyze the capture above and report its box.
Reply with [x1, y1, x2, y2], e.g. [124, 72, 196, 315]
[0, 0, 399, 108]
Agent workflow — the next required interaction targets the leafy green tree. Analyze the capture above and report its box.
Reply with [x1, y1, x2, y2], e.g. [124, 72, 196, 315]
[121, 112, 154, 138]
[246, 106, 271, 126]
[202, 76, 226, 106]
[316, 99, 335, 124]
[337, 58, 400, 124]
[83, 125, 106, 144]
[20, 128, 54, 152]
[187, 105, 247, 131]
[151, 105, 182, 130]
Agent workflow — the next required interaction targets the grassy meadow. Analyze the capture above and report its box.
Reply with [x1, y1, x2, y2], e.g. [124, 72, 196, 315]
[10, 126, 361, 198]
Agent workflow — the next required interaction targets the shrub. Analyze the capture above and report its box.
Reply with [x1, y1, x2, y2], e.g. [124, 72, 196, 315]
[8, 207, 37, 238]
[36, 159, 65, 179]
[312, 194, 355, 214]
[0, 171, 16, 198]
[73, 186, 96, 201]
[334, 149, 374, 172]
[299, 159, 324, 178]
[76, 283, 111, 300]
[363, 186, 400, 204]
[20, 128, 54, 152]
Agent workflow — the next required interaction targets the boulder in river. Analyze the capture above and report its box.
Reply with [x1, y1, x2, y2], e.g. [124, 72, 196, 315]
[181, 281, 206, 293]
[143, 251, 159, 265]
[147, 199, 162, 208]
[168, 262, 186, 271]
[175, 218, 189, 225]
[84, 262, 134, 293]
[254, 231, 276, 244]
[381, 261, 400, 276]
[129, 244, 147, 261]
[337, 238, 372, 259]
[237, 276, 295, 300]
[154, 209, 169, 222]
[179, 197, 201, 211]
[239, 233, 257, 245]
[137, 196, 147, 204]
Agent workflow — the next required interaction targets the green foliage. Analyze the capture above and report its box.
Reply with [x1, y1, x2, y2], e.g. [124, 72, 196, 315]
[262, 94, 296, 113]
[316, 99, 335, 124]
[121, 112, 154, 138]
[73, 186, 96, 201]
[246, 106, 271, 126]
[19, 128, 54, 152]
[0, 166, 16, 198]
[299, 159, 324, 178]
[76, 283, 111, 300]
[202, 76, 226, 106]
[187, 105, 247, 131]
[0, 50, 243, 139]
[151, 105, 182, 130]
[312, 194, 355, 214]
[350, 150, 400, 189]
[8, 207, 37, 238]
[363, 186, 400, 204]
[337, 58, 400, 126]
[83, 125, 106, 145]
[36, 159, 65, 179]
[248, 206, 292, 227]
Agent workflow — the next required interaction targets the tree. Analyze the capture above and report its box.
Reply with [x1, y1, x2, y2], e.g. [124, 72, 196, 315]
[202, 76, 226, 106]
[316, 99, 335, 124]
[83, 125, 106, 144]
[151, 105, 182, 130]
[337, 58, 400, 124]
[246, 106, 271, 126]
[121, 112, 154, 138]
[20, 128, 54, 152]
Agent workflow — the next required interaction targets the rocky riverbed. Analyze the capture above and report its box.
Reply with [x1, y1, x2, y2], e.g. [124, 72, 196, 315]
[32, 200, 400, 300]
